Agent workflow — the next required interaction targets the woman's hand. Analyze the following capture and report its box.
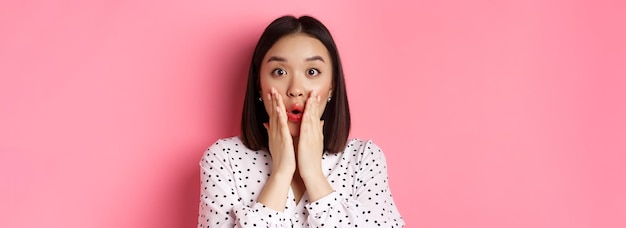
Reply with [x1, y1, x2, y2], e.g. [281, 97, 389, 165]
[297, 90, 325, 178]
[263, 87, 296, 176]
[297, 90, 334, 202]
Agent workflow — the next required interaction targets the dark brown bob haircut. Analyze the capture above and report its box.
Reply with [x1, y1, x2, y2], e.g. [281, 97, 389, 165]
[240, 15, 351, 154]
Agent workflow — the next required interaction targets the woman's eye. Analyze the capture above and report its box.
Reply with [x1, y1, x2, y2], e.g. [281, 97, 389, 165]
[307, 68, 320, 76]
[272, 68, 287, 76]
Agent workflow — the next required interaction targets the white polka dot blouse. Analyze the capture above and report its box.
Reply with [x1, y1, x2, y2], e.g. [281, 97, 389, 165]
[197, 136, 405, 227]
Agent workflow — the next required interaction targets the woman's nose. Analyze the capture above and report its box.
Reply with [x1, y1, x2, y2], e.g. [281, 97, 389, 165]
[287, 88, 303, 97]
[287, 78, 304, 98]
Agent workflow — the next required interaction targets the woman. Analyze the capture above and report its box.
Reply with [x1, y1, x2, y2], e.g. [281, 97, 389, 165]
[198, 15, 405, 227]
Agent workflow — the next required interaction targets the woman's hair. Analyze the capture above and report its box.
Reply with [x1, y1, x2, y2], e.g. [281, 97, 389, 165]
[240, 15, 351, 154]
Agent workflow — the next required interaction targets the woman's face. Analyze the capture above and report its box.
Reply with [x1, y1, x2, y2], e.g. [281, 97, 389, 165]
[259, 33, 333, 137]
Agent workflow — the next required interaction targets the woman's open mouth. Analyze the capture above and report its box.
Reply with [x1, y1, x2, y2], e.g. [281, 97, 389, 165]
[287, 107, 303, 122]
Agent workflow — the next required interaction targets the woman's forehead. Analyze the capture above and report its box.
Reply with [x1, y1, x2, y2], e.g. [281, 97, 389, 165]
[263, 34, 330, 62]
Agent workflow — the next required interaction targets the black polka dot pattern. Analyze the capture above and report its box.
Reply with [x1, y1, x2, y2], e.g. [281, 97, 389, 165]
[197, 136, 405, 227]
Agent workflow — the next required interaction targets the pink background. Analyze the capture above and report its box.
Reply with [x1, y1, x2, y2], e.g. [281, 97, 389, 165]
[1, 0, 625, 227]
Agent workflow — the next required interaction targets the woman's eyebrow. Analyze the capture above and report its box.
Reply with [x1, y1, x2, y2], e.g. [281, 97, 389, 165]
[267, 56, 325, 63]
[306, 56, 325, 62]
[267, 56, 286, 62]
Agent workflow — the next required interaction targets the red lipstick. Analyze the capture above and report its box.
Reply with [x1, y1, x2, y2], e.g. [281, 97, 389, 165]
[287, 104, 303, 122]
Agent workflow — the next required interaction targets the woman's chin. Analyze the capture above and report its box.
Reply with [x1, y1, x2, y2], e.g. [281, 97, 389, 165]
[288, 122, 301, 137]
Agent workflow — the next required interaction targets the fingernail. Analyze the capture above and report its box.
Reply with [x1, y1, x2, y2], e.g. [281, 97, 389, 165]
[317, 95, 321, 102]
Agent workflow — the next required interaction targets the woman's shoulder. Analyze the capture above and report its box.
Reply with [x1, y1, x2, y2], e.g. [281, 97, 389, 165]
[331, 138, 390, 168]
[343, 138, 387, 158]
[345, 138, 381, 149]
[203, 136, 251, 155]
[209, 136, 244, 146]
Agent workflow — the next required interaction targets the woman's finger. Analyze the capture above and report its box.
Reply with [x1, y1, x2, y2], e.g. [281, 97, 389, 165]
[274, 90, 290, 136]
[303, 90, 320, 124]
[270, 87, 280, 134]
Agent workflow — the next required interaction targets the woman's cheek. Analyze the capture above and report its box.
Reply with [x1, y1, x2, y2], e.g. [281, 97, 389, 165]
[319, 101, 329, 118]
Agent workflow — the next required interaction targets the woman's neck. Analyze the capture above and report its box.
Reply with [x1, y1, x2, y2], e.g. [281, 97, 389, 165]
[292, 136, 299, 153]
